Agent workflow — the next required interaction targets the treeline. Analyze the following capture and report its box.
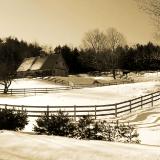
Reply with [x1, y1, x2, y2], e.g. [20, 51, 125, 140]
[0, 37, 46, 72]
[55, 42, 160, 74]
[0, 37, 160, 75]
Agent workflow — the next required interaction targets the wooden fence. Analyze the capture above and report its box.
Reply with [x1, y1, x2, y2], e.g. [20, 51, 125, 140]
[0, 86, 72, 95]
[0, 90, 160, 120]
[75, 80, 134, 88]
[0, 80, 134, 95]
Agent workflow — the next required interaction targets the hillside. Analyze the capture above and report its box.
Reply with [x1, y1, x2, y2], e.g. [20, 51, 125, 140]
[0, 130, 159, 160]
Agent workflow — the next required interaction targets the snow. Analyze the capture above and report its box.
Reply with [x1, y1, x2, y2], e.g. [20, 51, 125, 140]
[0, 130, 160, 160]
[0, 77, 160, 157]
[118, 106, 160, 146]
[0, 80, 159, 106]
[0, 78, 62, 89]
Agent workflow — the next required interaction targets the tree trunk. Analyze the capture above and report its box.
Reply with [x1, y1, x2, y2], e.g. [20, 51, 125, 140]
[3, 84, 9, 94]
[112, 69, 116, 79]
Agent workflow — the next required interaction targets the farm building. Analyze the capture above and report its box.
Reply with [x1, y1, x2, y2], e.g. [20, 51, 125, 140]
[17, 54, 68, 77]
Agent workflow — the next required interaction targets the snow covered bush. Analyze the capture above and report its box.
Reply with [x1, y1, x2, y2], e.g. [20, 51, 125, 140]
[33, 111, 140, 144]
[114, 122, 140, 144]
[34, 110, 76, 136]
[77, 117, 140, 143]
[0, 108, 28, 131]
[76, 115, 94, 139]
[76, 116, 114, 141]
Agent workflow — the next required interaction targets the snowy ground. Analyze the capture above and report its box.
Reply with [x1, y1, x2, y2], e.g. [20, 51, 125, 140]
[0, 130, 160, 160]
[118, 106, 160, 146]
[3, 78, 62, 89]
[0, 77, 160, 159]
[0, 79, 159, 106]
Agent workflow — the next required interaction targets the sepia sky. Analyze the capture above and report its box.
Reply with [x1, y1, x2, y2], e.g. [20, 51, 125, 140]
[0, 0, 154, 48]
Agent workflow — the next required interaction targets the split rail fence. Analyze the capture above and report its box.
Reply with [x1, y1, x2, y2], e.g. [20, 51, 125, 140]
[0, 91, 160, 120]
[0, 80, 134, 96]
[0, 86, 72, 96]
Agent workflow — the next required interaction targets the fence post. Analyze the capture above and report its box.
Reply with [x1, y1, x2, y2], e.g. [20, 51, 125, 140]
[11, 89, 12, 95]
[5, 104, 7, 109]
[141, 96, 143, 109]
[47, 105, 49, 120]
[129, 100, 132, 113]
[24, 88, 25, 96]
[22, 105, 24, 111]
[95, 105, 97, 120]
[115, 104, 117, 117]
[151, 93, 153, 107]
[74, 105, 76, 121]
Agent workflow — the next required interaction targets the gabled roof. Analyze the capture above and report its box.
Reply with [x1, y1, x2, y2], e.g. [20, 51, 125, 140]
[17, 54, 68, 72]
[30, 56, 47, 71]
[41, 54, 60, 70]
[17, 57, 36, 72]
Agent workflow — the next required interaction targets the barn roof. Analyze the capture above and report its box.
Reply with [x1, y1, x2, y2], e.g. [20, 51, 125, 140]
[41, 54, 60, 70]
[17, 57, 36, 72]
[17, 54, 67, 72]
[30, 56, 47, 71]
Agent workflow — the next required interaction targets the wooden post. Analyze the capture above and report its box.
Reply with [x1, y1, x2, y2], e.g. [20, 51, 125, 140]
[141, 96, 143, 109]
[115, 104, 117, 117]
[11, 89, 12, 95]
[5, 104, 7, 109]
[129, 100, 132, 113]
[47, 105, 49, 120]
[22, 105, 24, 111]
[95, 105, 97, 120]
[74, 105, 76, 121]
[151, 93, 153, 107]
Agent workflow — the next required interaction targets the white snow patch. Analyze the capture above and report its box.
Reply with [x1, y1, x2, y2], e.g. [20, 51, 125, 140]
[0, 131, 160, 160]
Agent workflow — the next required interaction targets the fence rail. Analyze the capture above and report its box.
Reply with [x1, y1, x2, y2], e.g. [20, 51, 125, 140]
[0, 90, 159, 120]
[0, 80, 134, 95]
[0, 86, 72, 95]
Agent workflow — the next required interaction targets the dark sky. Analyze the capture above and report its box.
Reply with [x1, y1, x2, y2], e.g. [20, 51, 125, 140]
[0, 0, 154, 48]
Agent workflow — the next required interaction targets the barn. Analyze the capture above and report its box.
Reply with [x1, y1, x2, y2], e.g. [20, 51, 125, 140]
[17, 54, 68, 77]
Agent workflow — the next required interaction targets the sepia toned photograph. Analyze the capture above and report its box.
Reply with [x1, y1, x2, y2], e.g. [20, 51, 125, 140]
[0, 0, 160, 159]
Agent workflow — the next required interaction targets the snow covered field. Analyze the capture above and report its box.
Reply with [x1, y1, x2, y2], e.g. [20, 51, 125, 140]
[0, 79, 159, 106]
[119, 106, 160, 146]
[0, 130, 160, 160]
[0, 77, 160, 159]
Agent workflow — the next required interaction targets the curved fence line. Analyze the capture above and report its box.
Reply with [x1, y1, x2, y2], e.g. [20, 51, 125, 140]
[0, 90, 160, 120]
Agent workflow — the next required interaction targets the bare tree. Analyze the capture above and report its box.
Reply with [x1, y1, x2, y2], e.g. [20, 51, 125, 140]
[106, 27, 127, 79]
[106, 28, 127, 52]
[0, 41, 16, 94]
[0, 63, 16, 94]
[82, 29, 107, 53]
[135, 0, 160, 19]
[135, 0, 160, 42]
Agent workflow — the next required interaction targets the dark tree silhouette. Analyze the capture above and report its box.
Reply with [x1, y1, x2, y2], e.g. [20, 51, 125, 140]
[0, 37, 45, 93]
[0, 41, 16, 93]
[106, 27, 127, 79]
